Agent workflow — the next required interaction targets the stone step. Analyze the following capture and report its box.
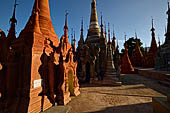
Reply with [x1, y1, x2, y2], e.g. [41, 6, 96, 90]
[158, 80, 170, 87]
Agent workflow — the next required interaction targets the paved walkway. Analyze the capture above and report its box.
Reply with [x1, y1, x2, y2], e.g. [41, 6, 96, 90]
[41, 106, 70, 113]
[43, 74, 170, 113]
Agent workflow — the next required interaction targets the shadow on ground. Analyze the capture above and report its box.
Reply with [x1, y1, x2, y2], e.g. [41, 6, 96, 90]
[120, 74, 170, 95]
[80, 74, 170, 96]
[80, 83, 119, 88]
[87, 91, 160, 98]
[86, 102, 153, 113]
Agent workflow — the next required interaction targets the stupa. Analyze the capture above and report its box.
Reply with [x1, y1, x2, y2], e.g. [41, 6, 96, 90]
[131, 33, 143, 67]
[105, 23, 116, 75]
[121, 36, 134, 74]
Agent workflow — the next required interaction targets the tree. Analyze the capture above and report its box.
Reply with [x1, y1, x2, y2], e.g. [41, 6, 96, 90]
[121, 37, 144, 58]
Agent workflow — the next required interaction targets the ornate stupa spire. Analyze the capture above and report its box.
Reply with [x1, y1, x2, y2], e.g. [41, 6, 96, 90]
[38, 0, 58, 38]
[104, 22, 107, 42]
[143, 18, 158, 68]
[117, 39, 119, 49]
[149, 18, 157, 54]
[86, 0, 100, 42]
[115, 39, 119, 55]
[108, 23, 111, 44]
[89, 0, 99, 29]
[78, 18, 84, 48]
[7, 0, 18, 43]
[22, 0, 42, 34]
[151, 18, 155, 31]
[113, 26, 116, 38]
[112, 25, 116, 52]
[21, 0, 59, 46]
[11, 0, 17, 24]
[158, 34, 161, 49]
[124, 33, 127, 48]
[80, 18, 84, 43]
[150, 18, 156, 43]
[62, 11, 72, 51]
[64, 11, 69, 43]
[165, 1, 170, 43]
[100, 13, 104, 38]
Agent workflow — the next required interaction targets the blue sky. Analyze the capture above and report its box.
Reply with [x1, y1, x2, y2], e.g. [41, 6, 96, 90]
[0, 0, 168, 50]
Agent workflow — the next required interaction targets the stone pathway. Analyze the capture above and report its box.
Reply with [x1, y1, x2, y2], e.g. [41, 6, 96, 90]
[41, 106, 70, 113]
[43, 74, 170, 113]
[67, 74, 170, 113]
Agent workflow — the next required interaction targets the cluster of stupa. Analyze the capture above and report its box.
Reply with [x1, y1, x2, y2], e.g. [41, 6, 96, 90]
[77, 0, 117, 83]
[152, 3, 170, 113]
[0, 0, 80, 113]
[76, 0, 160, 79]
[120, 2, 170, 73]
[117, 2, 170, 111]
[121, 18, 158, 74]
[155, 2, 170, 71]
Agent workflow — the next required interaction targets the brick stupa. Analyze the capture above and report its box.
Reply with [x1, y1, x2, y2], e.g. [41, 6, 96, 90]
[145, 19, 158, 68]
[0, 0, 80, 113]
[121, 38, 134, 74]
[9, 0, 59, 112]
[131, 33, 143, 67]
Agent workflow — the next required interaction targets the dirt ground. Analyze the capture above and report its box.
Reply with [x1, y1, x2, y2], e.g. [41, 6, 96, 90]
[67, 74, 170, 113]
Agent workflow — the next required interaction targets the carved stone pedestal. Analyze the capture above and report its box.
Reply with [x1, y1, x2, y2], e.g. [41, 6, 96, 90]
[56, 92, 71, 105]
[73, 87, 80, 96]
